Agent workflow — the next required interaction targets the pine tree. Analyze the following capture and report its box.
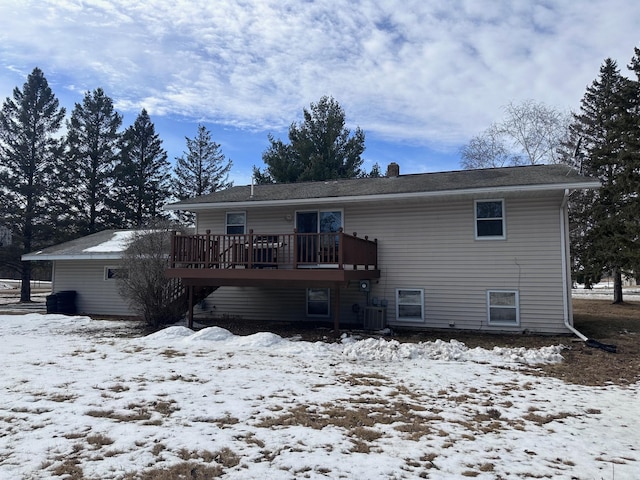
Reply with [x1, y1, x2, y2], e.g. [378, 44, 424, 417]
[624, 47, 640, 284]
[174, 124, 232, 223]
[255, 96, 365, 183]
[0, 67, 66, 301]
[63, 88, 122, 235]
[113, 109, 170, 227]
[569, 57, 640, 302]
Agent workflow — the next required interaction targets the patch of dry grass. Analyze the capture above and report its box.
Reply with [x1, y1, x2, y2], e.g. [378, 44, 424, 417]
[538, 299, 640, 386]
[86, 433, 115, 448]
[124, 461, 223, 480]
[50, 459, 84, 479]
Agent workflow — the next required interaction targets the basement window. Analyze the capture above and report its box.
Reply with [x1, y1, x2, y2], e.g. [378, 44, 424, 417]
[396, 288, 424, 322]
[487, 290, 519, 326]
[307, 288, 330, 317]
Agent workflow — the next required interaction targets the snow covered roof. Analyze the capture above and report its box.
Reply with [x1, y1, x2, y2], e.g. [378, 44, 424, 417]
[21, 230, 141, 261]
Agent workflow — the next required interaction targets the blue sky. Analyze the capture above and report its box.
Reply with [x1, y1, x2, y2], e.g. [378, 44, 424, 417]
[1, 0, 639, 185]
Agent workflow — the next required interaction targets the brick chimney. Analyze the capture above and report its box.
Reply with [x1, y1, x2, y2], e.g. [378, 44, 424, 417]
[386, 162, 400, 177]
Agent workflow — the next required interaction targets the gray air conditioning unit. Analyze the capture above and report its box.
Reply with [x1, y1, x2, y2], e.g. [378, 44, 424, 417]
[363, 306, 386, 330]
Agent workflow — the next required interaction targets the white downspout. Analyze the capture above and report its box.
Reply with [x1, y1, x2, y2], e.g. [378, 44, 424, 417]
[560, 189, 588, 341]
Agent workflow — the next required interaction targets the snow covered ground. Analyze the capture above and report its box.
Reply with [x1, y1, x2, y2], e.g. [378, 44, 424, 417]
[1, 314, 638, 479]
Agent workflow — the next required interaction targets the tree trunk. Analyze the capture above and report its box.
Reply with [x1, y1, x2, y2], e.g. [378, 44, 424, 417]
[20, 260, 32, 303]
[612, 267, 624, 304]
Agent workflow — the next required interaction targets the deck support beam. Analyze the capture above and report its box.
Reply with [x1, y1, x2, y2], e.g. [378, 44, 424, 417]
[187, 285, 194, 329]
[333, 285, 340, 335]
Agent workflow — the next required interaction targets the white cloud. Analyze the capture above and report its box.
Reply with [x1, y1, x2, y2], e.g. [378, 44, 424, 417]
[1, 0, 639, 151]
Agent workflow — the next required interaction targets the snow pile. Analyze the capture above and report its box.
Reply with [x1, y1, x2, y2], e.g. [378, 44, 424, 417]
[487, 344, 566, 363]
[0, 282, 13, 290]
[140, 323, 564, 365]
[339, 337, 565, 364]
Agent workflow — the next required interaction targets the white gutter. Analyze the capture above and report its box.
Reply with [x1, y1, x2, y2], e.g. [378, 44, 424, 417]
[560, 188, 588, 341]
[21, 253, 123, 261]
[164, 181, 601, 211]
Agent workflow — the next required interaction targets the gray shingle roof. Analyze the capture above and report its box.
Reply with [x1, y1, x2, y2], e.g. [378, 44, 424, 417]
[22, 230, 139, 260]
[166, 164, 598, 208]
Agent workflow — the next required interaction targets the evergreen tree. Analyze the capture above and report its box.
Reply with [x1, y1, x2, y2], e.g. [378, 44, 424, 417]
[254, 96, 365, 183]
[623, 47, 640, 285]
[365, 162, 383, 178]
[174, 124, 232, 223]
[114, 109, 170, 227]
[63, 88, 123, 235]
[0, 67, 65, 301]
[568, 57, 640, 303]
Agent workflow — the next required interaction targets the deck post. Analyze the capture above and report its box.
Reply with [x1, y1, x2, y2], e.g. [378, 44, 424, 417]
[248, 229, 254, 269]
[338, 228, 344, 269]
[293, 228, 298, 268]
[187, 285, 194, 329]
[333, 285, 340, 335]
[374, 238, 378, 270]
[170, 231, 176, 268]
[205, 230, 211, 267]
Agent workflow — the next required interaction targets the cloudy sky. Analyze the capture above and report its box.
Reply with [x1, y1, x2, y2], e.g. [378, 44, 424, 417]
[1, 1, 639, 185]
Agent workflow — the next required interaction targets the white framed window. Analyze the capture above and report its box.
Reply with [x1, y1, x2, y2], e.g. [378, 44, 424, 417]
[396, 288, 424, 322]
[226, 211, 246, 234]
[487, 290, 519, 326]
[306, 288, 330, 317]
[475, 200, 505, 239]
[104, 266, 128, 281]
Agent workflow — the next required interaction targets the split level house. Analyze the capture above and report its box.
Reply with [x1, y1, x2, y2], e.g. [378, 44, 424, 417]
[164, 163, 599, 334]
[22, 163, 599, 334]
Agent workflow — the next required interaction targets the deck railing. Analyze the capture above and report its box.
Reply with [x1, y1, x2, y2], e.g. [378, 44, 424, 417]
[169, 229, 378, 271]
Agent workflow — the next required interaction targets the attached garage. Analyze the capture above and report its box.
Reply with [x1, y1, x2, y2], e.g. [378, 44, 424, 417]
[22, 230, 138, 317]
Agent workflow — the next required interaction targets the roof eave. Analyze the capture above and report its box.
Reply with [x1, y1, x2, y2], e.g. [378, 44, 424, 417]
[163, 181, 601, 211]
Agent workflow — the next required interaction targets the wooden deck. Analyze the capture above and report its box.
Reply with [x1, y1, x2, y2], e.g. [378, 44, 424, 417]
[166, 229, 380, 330]
[166, 229, 380, 288]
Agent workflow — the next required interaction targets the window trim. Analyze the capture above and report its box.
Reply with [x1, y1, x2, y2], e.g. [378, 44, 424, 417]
[486, 289, 520, 326]
[306, 288, 331, 318]
[104, 266, 127, 281]
[474, 199, 506, 240]
[225, 211, 246, 235]
[395, 288, 425, 323]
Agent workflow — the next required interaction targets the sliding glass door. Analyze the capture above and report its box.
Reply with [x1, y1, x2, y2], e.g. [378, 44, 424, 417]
[296, 210, 342, 263]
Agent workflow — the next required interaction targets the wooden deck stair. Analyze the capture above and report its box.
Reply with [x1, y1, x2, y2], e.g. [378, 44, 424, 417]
[164, 278, 217, 320]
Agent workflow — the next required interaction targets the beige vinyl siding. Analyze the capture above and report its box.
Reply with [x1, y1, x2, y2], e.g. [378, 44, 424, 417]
[199, 284, 367, 325]
[198, 207, 295, 235]
[53, 260, 134, 317]
[194, 191, 569, 334]
[345, 193, 567, 333]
